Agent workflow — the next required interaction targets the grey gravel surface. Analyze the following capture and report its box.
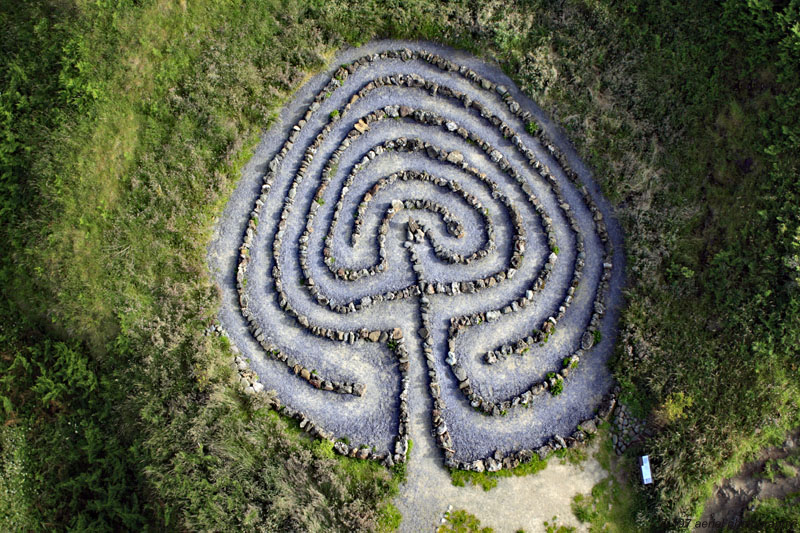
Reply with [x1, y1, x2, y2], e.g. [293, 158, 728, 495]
[208, 39, 625, 530]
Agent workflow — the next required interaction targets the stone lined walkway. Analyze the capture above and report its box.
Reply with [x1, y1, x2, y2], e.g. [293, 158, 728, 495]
[208, 40, 625, 529]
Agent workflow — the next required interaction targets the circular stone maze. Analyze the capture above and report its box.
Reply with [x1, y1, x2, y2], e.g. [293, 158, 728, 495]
[209, 41, 625, 473]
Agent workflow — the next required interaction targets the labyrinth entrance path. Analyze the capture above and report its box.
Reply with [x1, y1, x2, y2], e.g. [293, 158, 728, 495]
[208, 40, 625, 532]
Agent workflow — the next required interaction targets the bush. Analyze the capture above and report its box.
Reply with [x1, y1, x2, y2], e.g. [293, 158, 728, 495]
[0, 333, 152, 530]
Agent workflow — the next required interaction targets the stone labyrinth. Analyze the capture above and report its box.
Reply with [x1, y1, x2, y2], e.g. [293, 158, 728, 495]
[209, 41, 625, 473]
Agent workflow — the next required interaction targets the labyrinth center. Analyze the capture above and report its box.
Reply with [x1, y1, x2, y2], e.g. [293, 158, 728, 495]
[210, 42, 625, 472]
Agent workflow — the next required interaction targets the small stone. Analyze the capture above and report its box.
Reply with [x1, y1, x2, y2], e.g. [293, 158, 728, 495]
[446, 151, 464, 164]
[451, 364, 467, 382]
[581, 331, 594, 350]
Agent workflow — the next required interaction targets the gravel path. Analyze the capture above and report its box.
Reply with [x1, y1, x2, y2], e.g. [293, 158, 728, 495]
[207, 39, 625, 530]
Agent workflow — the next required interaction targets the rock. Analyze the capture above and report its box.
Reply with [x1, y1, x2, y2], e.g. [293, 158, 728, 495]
[579, 419, 597, 434]
[581, 331, 594, 350]
[451, 364, 467, 382]
[536, 446, 550, 460]
[391, 328, 403, 340]
[334, 441, 349, 455]
[446, 151, 463, 164]
[486, 457, 502, 472]
[353, 383, 366, 397]
[368, 330, 381, 342]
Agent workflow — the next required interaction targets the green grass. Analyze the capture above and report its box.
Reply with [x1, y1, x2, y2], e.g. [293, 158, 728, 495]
[1, 0, 799, 530]
[572, 422, 648, 533]
[571, 478, 640, 533]
[570, 430, 643, 533]
[555, 446, 588, 467]
[547, 372, 564, 396]
[377, 502, 403, 532]
[739, 492, 800, 532]
[438, 509, 494, 533]
[450, 452, 549, 491]
[760, 458, 797, 483]
[543, 516, 575, 533]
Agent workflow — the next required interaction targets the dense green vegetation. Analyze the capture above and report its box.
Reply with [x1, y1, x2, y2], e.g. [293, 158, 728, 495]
[1, 0, 798, 530]
[739, 492, 800, 532]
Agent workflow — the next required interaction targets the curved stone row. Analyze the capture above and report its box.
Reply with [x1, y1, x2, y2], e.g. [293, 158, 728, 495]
[452, 390, 619, 473]
[293, 67, 571, 287]
[303, 104, 541, 291]
[281, 91, 596, 413]
[295, 76, 591, 366]
[230, 332, 410, 467]
[441, 153, 614, 415]
[351, 175, 474, 257]
[227, 44, 621, 470]
[236, 217, 365, 396]
[288, 101, 582, 352]
[480, 179, 613, 365]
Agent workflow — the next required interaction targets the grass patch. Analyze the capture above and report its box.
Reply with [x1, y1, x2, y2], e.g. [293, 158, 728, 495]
[739, 492, 800, 532]
[377, 502, 403, 532]
[543, 515, 575, 533]
[450, 452, 549, 491]
[571, 477, 640, 533]
[438, 509, 494, 533]
[570, 425, 646, 532]
[555, 446, 588, 467]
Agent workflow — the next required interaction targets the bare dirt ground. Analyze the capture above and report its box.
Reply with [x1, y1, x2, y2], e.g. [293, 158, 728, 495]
[695, 430, 800, 531]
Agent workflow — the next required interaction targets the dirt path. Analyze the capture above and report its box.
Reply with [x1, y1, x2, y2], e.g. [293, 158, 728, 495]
[695, 430, 800, 531]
